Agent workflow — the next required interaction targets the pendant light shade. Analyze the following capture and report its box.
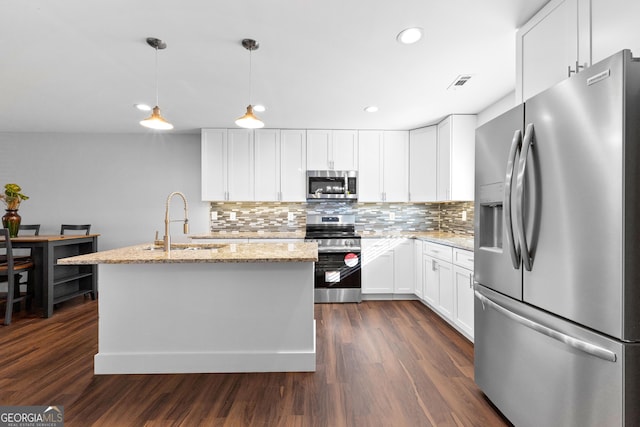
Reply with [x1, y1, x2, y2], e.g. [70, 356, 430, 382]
[235, 105, 264, 129]
[140, 106, 174, 130]
[235, 39, 264, 129]
[140, 37, 173, 130]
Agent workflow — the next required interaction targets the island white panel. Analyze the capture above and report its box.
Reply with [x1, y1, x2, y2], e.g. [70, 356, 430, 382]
[94, 262, 315, 374]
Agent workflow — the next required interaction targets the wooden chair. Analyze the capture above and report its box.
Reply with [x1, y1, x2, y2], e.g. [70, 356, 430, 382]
[0, 228, 35, 325]
[60, 224, 91, 235]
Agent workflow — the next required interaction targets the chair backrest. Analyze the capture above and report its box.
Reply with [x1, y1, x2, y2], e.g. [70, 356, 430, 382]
[0, 228, 15, 269]
[60, 224, 91, 235]
[18, 224, 40, 236]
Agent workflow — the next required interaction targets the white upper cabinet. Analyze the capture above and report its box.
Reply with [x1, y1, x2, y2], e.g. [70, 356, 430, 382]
[383, 131, 409, 202]
[279, 130, 307, 202]
[306, 130, 358, 170]
[357, 131, 383, 201]
[254, 129, 280, 201]
[203, 128, 306, 202]
[516, 0, 593, 103]
[591, 0, 640, 64]
[226, 129, 254, 201]
[201, 128, 253, 201]
[409, 126, 437, 202]
[436, 115, 476, 201]
[357, 130, 409, 202]
[201, 129, 227, 201]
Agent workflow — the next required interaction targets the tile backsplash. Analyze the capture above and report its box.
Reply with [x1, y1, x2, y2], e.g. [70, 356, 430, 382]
[209, 201, 474, 235]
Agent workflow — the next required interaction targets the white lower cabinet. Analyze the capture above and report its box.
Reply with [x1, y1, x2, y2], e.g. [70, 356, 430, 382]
[392, 239, 414, 294]
[362, 239, 394, 294]
[453, 265, 474, 339]
[362, 238, 414, 295]
[418, 241, 474, 342]
[414, 240, 424, 299]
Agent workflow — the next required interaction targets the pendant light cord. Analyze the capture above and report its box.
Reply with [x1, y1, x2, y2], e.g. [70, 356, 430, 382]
[154, 45, 160, 107]
[248, 46, 253, 106]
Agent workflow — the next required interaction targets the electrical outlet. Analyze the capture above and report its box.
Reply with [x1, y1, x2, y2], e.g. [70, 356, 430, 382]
[461, 210, 467, 221]
[287, 212, 295, 221]
[230, 212, 237, 221]
[389, 212, 396, 221]
[210, 211, 218, 221]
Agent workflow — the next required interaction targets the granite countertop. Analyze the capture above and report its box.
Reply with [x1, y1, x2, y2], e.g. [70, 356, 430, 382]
[191, 230, 473, 250]
[359, 231, 474, 251]
[57, 241, 318, 264]
[190, 231, 305, 239]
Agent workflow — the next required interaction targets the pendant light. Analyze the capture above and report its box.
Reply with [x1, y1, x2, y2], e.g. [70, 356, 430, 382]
[140, 37, 174, 130]
[235, 39, 264, 129]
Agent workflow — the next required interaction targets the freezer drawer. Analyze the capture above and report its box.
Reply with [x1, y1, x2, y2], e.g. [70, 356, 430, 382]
[474, 285, 640, 427]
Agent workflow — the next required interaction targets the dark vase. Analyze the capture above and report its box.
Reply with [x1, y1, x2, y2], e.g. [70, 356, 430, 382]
[2, 209, 21, 238]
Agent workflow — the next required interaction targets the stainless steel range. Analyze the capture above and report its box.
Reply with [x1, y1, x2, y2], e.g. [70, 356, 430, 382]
[305, 214, 361, 303]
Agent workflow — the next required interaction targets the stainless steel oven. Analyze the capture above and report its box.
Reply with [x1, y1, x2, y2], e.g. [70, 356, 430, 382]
[305, 214, 361, 303]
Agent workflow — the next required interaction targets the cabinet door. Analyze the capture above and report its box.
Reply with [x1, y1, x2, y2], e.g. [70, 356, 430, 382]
[393, 239, 414, 294]
[436, 118, 451, 201]
[280, 130, 307, 202]
[423, 254, 439, 306]
[436, 260, 454, 319]
[409, 127, 437, 202]
[453, 265, 474, 340]
[332, 130, 358, 170]
[357, 131, 383, 202]
[436, 115, 476, 201]
[306, 130, 331, 170]
[516, 0, 581, 102]
[382, 131, 409, 202]
[362, 239, 394, 294]
[201, 129, 227, 201]
[254, 129, 280, 201]
[227, 129, 254, 201]
[591, 0, 640, 64]
[414, 240, 424, 299]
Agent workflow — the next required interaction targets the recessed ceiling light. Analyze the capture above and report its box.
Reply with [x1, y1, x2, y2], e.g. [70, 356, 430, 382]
[396, 27, 423, 44]
[364, 106, 379, 113]
[134, 103, 152, 111]
[253, 104, 266, 112]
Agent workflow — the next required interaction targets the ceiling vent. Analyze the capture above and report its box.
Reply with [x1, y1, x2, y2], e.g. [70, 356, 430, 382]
[448, 75, 472, 90]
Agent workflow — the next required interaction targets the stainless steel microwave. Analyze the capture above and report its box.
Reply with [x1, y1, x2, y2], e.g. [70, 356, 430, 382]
[306, 170, 358, 200]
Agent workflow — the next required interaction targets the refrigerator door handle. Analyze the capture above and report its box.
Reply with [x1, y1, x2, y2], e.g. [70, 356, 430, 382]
[475, 290, 617, 362]
[504, 129, 522, 269]
[515, 123, 534, 271]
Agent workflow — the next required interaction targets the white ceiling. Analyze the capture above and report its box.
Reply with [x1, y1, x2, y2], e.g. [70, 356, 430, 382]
[1, 0, 549, 134]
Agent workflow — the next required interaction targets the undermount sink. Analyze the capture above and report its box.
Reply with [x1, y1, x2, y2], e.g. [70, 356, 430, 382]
[140, 243, 227, 251]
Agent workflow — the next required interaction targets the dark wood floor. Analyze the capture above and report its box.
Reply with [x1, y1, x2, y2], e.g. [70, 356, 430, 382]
[0, 297, 510, 426]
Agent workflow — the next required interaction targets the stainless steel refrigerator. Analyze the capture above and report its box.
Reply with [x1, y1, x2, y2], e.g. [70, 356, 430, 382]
[474, 49, 640, 426]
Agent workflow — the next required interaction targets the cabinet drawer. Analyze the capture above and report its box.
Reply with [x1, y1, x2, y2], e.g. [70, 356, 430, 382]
[453, 248, 474, 270]
[423, 242, 453, 262]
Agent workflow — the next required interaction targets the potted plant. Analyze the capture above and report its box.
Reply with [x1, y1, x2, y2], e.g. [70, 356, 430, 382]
[1, 183, 29, 237]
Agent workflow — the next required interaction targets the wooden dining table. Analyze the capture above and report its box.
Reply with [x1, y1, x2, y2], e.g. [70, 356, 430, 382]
[12, 234, 99, 317]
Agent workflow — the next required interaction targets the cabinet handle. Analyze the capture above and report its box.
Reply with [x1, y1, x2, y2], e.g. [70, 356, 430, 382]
[432, 260, 438, 271]
[468, 273, 473, 289]
[568, 61, 586, 77]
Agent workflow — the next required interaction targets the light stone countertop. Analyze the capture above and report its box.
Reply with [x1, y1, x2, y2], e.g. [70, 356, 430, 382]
[57, 241, 318, 264]
[190, 231, 305, 239]
[190, 230, 473, 250]
[359, 231, 474, 251]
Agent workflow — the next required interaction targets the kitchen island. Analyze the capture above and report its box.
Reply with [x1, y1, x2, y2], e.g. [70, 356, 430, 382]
[58, 241, 318, 375]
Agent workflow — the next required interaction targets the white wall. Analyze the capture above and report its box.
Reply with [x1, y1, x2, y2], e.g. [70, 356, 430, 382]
[0, 132, 210, 250]
[476, 91, 517, 127]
